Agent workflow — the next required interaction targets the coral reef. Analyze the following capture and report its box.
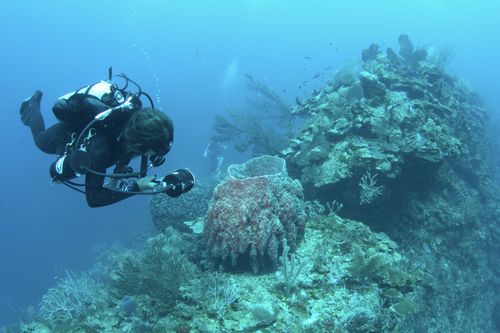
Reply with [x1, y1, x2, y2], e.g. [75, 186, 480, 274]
[204, 155, 306, 272]
[396, 34, 428, 67]
[282, 35, 499, 332]
[5, 35, 499, 333]
[17, 211, 418, 333]
[284, 36, 488, 207]
[183, 212, 420, 332]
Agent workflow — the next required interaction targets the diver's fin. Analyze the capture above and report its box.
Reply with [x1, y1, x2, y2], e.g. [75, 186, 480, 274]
[203, 143, 210, 157]
[20, 90, 43, 126]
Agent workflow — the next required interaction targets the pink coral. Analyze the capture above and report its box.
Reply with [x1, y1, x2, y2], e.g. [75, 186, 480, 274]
[204, 156, 306, 272]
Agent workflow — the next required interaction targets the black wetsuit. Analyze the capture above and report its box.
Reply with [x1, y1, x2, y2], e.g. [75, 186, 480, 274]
[26, 93, 141, 207]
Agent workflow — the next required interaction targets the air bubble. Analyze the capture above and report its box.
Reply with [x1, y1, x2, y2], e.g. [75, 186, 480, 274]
[129, 6, 161, 107]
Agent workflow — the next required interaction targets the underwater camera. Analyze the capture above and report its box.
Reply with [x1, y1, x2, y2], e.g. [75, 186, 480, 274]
[162, 168, 195, 197]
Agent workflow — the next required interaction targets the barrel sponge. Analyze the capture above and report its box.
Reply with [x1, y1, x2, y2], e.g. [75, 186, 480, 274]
[204, 155, 306, 272]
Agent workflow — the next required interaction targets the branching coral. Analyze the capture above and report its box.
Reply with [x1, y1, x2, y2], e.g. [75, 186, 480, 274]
[244, 74, 293, 125]
[39, 271, 106, 325]
[211, 75, 295, 156]
[111, 234, 191, 309]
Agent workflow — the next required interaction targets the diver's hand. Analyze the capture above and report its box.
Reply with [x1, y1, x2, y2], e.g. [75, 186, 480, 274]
[136, 176, 161, 191]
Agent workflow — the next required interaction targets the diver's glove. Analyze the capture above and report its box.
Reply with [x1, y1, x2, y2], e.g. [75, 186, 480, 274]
[118, 177, 158, 192]
[136, 176, 163, 192]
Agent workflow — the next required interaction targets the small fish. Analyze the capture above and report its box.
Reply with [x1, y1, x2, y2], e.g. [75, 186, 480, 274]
[302, 80, 308, 85]
[305, 56, 312, 60]
[312, 73, 320, 79]
[282, 89, 287, 93]
[298, 86, 302, 90]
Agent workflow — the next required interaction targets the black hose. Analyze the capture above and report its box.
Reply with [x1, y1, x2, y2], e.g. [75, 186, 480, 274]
[115, 73, 129, 91]
[62, 181, 87, 194]
[74, 120, 153, 179]
[65, 180, 85, 187]
[139, 91, 155, 109]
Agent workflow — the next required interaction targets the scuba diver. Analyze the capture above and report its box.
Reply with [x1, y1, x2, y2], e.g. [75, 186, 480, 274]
[19, 68, 194, 207]
[203, 141, 227, 176]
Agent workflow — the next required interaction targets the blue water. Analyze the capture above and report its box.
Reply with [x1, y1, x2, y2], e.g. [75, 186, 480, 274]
[0, 0, 499, 326]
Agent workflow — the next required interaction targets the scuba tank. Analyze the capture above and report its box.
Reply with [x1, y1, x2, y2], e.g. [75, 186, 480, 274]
[53, 80, 133, 125]
[58, 80, 125, 107]
[52, 68, 155, 125]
